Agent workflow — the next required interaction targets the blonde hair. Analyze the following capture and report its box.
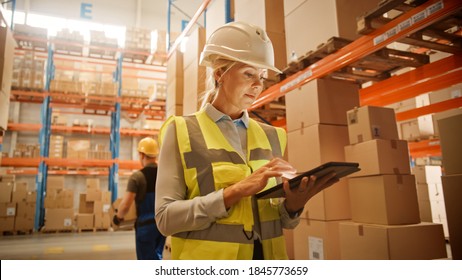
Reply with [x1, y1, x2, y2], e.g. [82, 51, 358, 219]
[199, 57, 236, 109]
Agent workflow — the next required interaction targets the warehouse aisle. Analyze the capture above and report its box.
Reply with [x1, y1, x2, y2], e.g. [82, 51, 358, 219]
[0, 230, 137, 260]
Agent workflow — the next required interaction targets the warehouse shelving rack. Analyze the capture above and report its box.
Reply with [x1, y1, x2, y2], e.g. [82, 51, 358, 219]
[2, 27, 167, 230]
[246, 0, 461, 158]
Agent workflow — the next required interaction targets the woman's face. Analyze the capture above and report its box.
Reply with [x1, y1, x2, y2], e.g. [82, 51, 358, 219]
[213, 62, 266, 117]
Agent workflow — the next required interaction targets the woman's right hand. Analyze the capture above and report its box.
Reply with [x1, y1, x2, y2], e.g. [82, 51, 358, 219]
[223, 158, 296, 208]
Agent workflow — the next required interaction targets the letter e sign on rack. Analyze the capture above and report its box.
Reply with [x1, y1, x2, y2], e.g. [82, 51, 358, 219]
[81, 2, 93, 20]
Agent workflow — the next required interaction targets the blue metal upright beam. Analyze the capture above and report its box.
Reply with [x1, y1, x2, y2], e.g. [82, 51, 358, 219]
[225, 0, 233, 23]
[35, 46, 54, 231]
[109, 55, 122, 203]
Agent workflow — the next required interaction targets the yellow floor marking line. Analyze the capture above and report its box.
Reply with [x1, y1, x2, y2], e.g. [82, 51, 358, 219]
[92, 244, 111, 252]
[44, 247, 64, 254]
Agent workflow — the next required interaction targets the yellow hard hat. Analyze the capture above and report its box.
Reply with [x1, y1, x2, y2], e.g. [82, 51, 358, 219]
[200, 21, 281, 73]
[137, 137, 159, 157]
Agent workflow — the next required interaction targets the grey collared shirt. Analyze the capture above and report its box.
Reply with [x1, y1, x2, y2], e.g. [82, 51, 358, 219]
[154, 103, 299, 237]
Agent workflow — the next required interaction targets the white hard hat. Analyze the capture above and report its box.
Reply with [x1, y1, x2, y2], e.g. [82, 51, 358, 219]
[200, 21, 281, 73]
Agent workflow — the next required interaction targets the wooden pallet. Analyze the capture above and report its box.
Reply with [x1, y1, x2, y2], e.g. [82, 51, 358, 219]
[40, 228, 74, 234]
[357, 0, 430, 35]
[280, 36, 430, 84]
[357, 0, 462, 54]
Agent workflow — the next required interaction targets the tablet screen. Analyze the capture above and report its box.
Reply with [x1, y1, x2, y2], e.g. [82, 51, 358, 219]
[255, 162, 360, 199]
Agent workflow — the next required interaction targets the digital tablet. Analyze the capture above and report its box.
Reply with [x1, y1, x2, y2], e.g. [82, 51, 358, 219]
[255, 162, 360, 199]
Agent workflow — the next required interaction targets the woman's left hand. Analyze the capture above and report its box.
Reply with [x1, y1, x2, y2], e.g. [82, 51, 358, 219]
[283, 172, 339, 214]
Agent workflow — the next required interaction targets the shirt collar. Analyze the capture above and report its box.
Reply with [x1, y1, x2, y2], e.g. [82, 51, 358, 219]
[204, 103, 249, 128]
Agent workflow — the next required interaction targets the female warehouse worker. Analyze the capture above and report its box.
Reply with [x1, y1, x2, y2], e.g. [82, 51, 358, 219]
[155, 21, 338, 260]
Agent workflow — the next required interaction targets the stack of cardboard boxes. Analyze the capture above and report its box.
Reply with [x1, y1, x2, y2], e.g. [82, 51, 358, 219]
[0, 23, 15, 131]
[413, 165, 448, 238]
[52, 28, 84, 55]
[13, 181, 37, 233]
[438, 112, 462, 260]
[124, 27, 151, 53]
[43, 176, 74, 231]
[0, 175, 37, 233]
[234, 0, 287, 84]
[339, 106, 447, 259]
[182, 27, 206, 115]
[285, 78, 359, 259]
[11, 51, 45, 91]
[166, 49, 184, 117]
[89, 30, 118, 59]
[12, 143, 41, 158]
[66, 139, 91, 160]
[77, 178, 112, 231]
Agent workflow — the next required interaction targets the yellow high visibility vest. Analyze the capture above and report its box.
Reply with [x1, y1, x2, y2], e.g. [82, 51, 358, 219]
[160, 109, 288, 260]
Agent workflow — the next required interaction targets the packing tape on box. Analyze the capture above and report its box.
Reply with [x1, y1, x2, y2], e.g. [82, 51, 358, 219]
[391, 140, 398, 149]
[358, 224, 364, 236]
[357, 134, 363, 143]
[393, 168, 400, 174]
[397, 175, 403, 184]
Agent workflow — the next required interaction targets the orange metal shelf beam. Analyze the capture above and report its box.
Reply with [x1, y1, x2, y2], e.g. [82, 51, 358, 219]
[408, 139, 441, 158]
[250, 0, 462, 110]
[45, 158, 114, 168]
[1, 157, 41, 167]
[118, 160, 142, 170]
[7, 123, 158, 136]
[361, 54, 462, 106]
[396, 97, 462, 121]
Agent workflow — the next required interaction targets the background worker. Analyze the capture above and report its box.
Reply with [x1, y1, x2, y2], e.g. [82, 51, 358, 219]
[155, 21, 339, 260]
[113, 137, 166, 260]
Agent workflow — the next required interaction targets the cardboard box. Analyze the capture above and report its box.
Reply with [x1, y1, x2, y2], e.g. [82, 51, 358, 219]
[44, 208, 74, 230]
[67, 139, 90, 160]
[86, 188, 102, 202]
[344, 139, 411, 177]
[79, 193, 94, 214]
[293, 219, 345, 260]
[16, 202, 35, 219]
[285, 78, 359, 132]
[433, 107, 462, 136]
[283, 229, 295, 260]
[75, 213, 94, 230]
[302, 179, 351, 221]
[55, 189, 74, 209]
[0, 181, 13, 203]
[0, 217, 15, 232]
[166, 49, 183, 86]
[47, 176, 65, 192]
[0, 203, 16, 217]
[441, 174, 462, 260]
[339, 222, 447, 260]
[346, 106, 399, 145]
[112, 198, 137, 221]
[86, 178, 100, 189]
[417, 199, 433, 222]
[412, 166, 442, 184]
[12, 182, 28, 203]
[101, 191, 111, 203]
[26, 191, 37, 203]
[94, 200, 111, 216]
[94, 213, 111, 229]
[14, 216, 34, 232]
[437, 113, 462, 175]
[183, 62, 206, 115]
[288, 124, 349, 171]
[183, 27, 205, 69]
[348, 175, 420, 225]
